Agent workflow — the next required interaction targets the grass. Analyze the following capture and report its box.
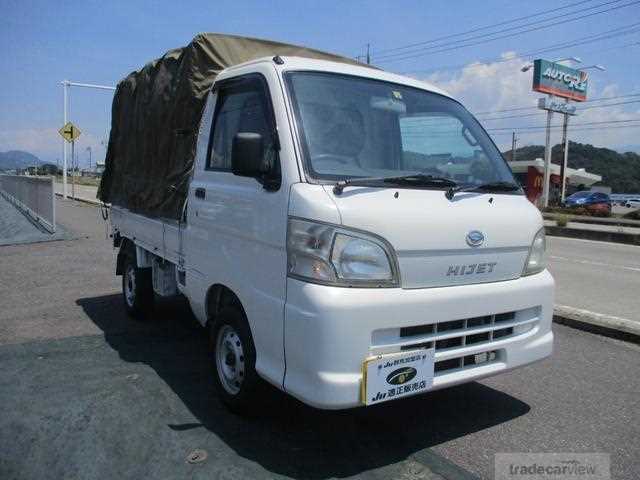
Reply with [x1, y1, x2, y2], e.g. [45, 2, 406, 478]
[555, 215, 569, 228]
[55, 175, 100, 187]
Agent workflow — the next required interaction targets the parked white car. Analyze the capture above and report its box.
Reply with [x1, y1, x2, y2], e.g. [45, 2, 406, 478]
[624, 198, 640, 208]
[109, 55, 554, 412]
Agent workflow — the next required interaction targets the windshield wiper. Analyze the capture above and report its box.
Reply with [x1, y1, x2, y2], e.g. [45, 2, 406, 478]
[445, 181, 521, 200]
[333, 174, 457, 195]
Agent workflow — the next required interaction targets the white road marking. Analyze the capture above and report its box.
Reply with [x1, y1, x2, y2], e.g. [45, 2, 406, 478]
[549, 255, 640, 272]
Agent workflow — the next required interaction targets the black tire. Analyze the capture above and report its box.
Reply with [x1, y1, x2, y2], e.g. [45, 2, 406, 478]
[210, 306, 261, 414]
[121, 253, 154, 319]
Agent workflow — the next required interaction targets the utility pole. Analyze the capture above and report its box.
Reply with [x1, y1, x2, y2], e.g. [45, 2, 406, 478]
[511, 132, 518, 162]
[86, 146, 92, 170]
[366, 43, 371, 65]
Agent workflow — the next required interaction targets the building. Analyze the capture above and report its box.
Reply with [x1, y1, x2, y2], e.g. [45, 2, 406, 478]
[508, 159, 602, 205]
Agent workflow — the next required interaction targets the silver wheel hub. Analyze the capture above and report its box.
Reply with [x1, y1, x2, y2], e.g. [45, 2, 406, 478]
[124, 265, 136, 307]
[215, 325, 245, 395]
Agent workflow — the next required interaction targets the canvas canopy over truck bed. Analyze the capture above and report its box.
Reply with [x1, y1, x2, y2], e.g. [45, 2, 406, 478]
[98, 33, 363, 219]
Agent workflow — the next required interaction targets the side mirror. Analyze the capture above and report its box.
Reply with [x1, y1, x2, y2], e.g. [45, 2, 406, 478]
[231, 132, 266, 178]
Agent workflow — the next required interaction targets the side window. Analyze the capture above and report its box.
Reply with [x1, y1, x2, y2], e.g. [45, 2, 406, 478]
[207, 76, 274, 171]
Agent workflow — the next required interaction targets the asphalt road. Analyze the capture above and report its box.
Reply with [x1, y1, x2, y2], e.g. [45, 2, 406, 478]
[547, 236, 640, 321]
[1, 199, 639, 479]
[54, 181, 100, 203]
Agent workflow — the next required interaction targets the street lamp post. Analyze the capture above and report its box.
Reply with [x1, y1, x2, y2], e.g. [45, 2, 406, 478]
[60, 80, 116, 198]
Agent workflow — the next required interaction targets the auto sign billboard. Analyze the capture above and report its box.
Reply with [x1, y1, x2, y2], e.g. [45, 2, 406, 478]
[532, 59, 588, 102]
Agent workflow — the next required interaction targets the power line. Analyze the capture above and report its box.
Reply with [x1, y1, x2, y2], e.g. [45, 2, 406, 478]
[367, 0, 606, 58]
[373, 0, 640, 63]
[473, 93, 640, 116]
[397, 98, 640, 136]
[477, 99, 640, 121]
[374, 0, 634, 62]
[400, 100, 640, 130]
[398, 25, 640, 76]
[486, 118, 640, 131]
[488, 123, 640, 135]
[401, 118, 640, 136]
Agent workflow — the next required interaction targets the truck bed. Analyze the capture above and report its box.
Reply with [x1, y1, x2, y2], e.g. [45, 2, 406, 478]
[110, 206, 183, 265]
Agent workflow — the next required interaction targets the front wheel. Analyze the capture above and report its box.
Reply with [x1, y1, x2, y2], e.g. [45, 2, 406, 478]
[210, 306, 261, 414]
[122, 255, 154, 319]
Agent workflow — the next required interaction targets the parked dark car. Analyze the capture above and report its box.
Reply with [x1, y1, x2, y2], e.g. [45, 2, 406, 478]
[564, 191, 612, 216]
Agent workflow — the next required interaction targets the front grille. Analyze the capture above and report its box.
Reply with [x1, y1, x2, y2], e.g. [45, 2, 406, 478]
[398, 311, 523, 352]
[370, 307, 540, 379]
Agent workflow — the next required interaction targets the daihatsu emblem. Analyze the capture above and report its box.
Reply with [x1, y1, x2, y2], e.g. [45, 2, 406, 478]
[466, 230, 485, 247]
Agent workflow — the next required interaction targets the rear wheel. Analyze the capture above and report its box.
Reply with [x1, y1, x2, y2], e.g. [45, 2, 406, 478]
[210, 306, 261, 414]
[122, 254, 154, 319]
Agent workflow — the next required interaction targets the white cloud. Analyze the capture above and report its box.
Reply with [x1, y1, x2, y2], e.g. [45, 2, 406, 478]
[416, 54, 640, 152]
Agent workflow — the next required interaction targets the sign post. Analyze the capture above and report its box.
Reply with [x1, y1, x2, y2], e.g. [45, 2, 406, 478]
[58, 121, 82, 200]
[71, 139, 75, 199]
[537, 97, 578, 204]
[62, 81, 68, 198]
[542, 107, 553, 208]
[531, 59, 588, 207]
[560, 99, 571, 202]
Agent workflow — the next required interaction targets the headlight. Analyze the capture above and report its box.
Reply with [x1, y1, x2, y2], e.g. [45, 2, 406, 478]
[523, 228, 546, 276]
[287, 218, 398, 287]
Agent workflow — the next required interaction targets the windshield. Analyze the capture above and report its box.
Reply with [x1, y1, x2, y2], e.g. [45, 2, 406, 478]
[285, 72, 516, 187]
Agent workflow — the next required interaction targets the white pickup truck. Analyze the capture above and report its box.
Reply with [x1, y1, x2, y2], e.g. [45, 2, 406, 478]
[109, 54, 554, 412]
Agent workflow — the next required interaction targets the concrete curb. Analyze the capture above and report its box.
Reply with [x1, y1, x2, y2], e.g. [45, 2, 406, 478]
[545, 225, 640, 246]
[553, 305, 640, 344]
[54, 192, 102, 207]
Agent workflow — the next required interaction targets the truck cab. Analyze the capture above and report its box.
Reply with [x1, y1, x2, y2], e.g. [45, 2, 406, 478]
[114, 55, 553, 411]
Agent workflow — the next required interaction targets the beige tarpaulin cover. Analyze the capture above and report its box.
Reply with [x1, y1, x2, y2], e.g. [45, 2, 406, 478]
[98, 33, 365, 219]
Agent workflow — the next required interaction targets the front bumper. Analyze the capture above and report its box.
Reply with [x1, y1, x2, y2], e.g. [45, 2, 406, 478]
[283, 270, 554, 409]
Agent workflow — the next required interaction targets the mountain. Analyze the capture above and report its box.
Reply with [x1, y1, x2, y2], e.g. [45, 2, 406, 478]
[0, 150, 44, 171]
[615, 145, 640, 154]
[504, 141, 640, 194]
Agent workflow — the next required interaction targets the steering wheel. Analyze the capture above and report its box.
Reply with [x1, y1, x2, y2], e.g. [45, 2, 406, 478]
[311, 153, 356, 165]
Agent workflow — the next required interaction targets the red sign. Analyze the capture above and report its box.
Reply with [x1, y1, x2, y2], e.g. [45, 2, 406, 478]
[525, 167, 543, 204]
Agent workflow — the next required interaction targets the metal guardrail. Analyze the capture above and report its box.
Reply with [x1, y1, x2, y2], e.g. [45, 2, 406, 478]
[0, 175, 56, 233]
[543, 212, 640, 228]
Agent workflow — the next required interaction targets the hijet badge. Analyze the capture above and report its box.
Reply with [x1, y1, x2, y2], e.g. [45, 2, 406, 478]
[362, 349, 435, 405]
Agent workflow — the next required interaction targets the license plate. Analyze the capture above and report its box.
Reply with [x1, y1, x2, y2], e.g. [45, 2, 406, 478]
[362, 349, 435, 405]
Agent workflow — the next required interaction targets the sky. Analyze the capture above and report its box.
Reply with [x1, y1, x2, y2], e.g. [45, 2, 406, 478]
[1, 0, 639, 168]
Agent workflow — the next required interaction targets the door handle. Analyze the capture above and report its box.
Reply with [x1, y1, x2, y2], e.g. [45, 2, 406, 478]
[195, 187, 206, 199]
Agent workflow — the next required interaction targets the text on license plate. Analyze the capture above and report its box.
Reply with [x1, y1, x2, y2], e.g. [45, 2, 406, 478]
[362, 349, 435, 405]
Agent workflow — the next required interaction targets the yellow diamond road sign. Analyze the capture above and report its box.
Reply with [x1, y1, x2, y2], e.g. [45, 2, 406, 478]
[58, 122, 81, 143]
